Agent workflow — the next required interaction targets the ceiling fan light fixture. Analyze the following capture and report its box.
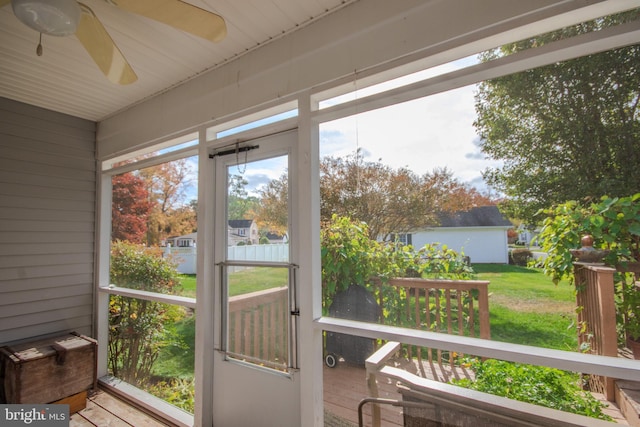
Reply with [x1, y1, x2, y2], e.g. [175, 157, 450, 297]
[12, 0, 81, 36]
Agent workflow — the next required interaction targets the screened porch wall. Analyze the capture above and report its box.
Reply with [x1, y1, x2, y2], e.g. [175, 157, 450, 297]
[0, 97, 96, 345]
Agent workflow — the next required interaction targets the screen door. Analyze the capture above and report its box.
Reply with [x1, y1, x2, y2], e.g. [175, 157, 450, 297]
[211, 129, 300, 427]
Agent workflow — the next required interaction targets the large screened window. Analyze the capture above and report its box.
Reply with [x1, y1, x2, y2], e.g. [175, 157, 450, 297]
[317, 10, 640, 426]
[103, 143, 198, 413]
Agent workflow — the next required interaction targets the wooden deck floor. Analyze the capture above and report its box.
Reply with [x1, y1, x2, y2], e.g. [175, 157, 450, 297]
[70, 390, 169, 427]
[323, 356, 477, 427]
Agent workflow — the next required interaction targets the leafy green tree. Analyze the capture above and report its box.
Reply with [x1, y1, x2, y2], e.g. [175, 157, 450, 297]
[228, 174, 260, 220]
[537, 193, 640, 284]
[475, 11, 640, 223]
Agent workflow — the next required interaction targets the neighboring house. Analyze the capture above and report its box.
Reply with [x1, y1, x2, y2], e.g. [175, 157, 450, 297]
[228, 219, 259, 245]
[410, 206, 513, 264]
[266, 231, 288, 244]
[166, 232, 197, 248]
[516, 224, 540, 247]
[167, 221, 261, 247]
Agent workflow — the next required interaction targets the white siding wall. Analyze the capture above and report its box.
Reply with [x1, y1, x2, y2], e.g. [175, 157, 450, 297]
[0, 97, 96, 345]
[412, 228, 510, 264]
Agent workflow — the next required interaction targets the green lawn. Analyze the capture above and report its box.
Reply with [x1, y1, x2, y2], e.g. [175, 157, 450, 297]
[178, 268, 287, 299]
[180, 264, 578, 350]
[178, 274, 196, 298]
[473, 264, 578, 351]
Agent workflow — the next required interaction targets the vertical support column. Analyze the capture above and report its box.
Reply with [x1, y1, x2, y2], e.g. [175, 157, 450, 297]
[194, 131, 215, 427]
[94, 168, 112, 378]
[297, 91, 324, 426]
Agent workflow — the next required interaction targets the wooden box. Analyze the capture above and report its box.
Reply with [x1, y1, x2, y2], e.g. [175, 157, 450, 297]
[0, 333, 97, 406]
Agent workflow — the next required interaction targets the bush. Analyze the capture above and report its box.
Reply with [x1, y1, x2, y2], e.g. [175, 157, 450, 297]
[109, 241, 185, 386]
[320, 215, 475, 319]
[510, 248, 532, 266]
[537, 193, 640, 284]
[454, 359, 612, 421]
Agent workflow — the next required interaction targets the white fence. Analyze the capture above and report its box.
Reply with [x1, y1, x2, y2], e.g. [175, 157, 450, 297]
[164, 244, 289, 274]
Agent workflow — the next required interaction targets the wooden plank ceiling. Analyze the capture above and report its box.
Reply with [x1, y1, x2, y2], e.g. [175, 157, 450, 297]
[0, 0, 357, 121]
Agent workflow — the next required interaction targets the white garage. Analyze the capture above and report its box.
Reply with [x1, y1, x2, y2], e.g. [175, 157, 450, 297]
[411, 206, 512, 264]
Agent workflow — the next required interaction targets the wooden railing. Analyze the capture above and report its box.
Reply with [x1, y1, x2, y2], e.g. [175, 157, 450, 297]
[224, 278, 490, 372]
[227, 287, 288, 370]
[574, 263, 618, 400]
[376, 278, 490, 366]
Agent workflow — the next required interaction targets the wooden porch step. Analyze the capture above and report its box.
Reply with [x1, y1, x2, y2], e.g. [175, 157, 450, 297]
[616, 380, 640, 427]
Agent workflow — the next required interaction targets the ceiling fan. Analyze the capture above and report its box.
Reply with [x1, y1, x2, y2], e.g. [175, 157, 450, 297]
[1, 0, 227, 85]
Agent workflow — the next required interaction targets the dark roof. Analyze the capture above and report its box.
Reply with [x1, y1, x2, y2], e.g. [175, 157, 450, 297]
[228, 219, 253, 228]
[436, 206, 512, 228]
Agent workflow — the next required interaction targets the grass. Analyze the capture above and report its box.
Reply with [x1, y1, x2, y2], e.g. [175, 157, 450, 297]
[472, 264, 578, 351]
[178, 274, 196, 298]
[178, 268, 288, 299]
[180, 264, 578, 350]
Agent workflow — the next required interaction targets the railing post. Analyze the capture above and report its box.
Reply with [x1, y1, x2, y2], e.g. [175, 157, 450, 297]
[574, 263, 617, 401]
[478, 282, 490, 340]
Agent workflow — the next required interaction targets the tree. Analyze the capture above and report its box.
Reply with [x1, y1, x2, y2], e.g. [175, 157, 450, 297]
[474, 11, 640, 223]
[320, 152, 490, 240]
[255, 173, 288, 235]
[257, 151, 492, 240]
[228, 174, 260, 221]
[139, 159, 197, 245]
[111, 172, 153, 243]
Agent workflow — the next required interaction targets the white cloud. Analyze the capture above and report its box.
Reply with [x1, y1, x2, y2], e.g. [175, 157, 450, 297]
[320, 83, 502, 193]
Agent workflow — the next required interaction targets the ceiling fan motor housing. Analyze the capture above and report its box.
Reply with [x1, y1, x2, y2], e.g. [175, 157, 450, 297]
[12, 0, 81, 36]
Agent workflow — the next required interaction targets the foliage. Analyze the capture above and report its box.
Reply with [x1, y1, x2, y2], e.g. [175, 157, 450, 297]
[537, 193, 640, 285]
[254, 150, 495, 240]
[619, 275, 640, 341]
[320, 215, 474, 317]
[474, 11, 640, 223]
[509, 248, 532, 266]
[320, 151, 494, 240]
[108, 241, 185, 386]
[139, 157, 197, 246]
[228, 174, 261, 222]
[537, 194, 640, 344]
[256, 173, 289, 234]
[454, 359, 612, 421]
[111, 172, 153, 243]
[320, 215, 382, 307]
[147, 377, 195, 413]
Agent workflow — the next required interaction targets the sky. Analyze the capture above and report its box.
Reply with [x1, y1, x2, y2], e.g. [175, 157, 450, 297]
[180, 54, 504, 202]
[318, 83, 501, 193]
[318, 55, 502, 194]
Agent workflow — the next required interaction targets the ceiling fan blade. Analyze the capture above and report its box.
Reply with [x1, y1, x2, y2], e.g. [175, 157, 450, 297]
[113, 0, 226, 43]
[75, 3, 137, 85]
